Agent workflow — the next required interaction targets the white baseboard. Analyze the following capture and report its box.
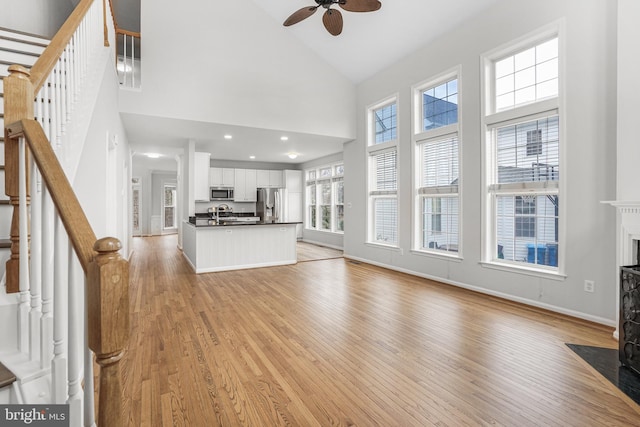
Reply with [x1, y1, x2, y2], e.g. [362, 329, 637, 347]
[300, 239, 344, 251]
[344, 254, 616, 328]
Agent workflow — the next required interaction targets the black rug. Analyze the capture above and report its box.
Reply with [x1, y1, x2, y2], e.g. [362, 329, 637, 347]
[566, 344, 640, 406]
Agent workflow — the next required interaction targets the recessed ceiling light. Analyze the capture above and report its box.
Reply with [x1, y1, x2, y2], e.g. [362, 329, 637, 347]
[224, 134, 233, 140]
[249, 155, 256, 159]
[145, 153, 161, 159]
[280, 136, 289, 141]
[287, 153, 298, 159]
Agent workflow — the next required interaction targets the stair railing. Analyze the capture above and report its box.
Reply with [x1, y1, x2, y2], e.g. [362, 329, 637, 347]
[106, 0, 141, 89]
[2, 1, 127, 426]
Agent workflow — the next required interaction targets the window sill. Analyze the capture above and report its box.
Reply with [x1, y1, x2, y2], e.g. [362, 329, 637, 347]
[479, 261, 566, 281]
[411, 249, 463, 262]
[365, 242, 400, 251]
[304, 228, 344, 235]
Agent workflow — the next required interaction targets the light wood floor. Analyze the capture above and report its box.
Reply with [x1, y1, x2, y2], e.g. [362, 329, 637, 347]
[296, 241, 343, 262]
[121, 235, 640, 426]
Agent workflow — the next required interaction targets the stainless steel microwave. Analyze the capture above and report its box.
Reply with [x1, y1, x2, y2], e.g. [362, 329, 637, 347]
[210, 187, 234, 201]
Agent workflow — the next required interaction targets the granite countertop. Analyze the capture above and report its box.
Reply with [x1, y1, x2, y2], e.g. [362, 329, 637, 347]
[185, 220, 301, 228]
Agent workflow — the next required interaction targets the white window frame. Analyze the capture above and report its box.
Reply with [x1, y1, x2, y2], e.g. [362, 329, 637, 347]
[367, 94, 400, 248]
[305, 162, 344, 234]
[411, 67, 462, 259]
[480, 21, 566, 279]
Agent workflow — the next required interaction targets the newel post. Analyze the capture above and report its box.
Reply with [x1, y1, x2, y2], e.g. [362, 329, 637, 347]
[87, 237, 129, 427]
[4, 65, 33, 293]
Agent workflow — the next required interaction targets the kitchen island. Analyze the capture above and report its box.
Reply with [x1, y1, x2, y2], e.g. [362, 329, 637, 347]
[182, 221, 300, 273]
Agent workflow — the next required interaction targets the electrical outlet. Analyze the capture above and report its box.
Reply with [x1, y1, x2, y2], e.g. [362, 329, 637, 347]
[584, 280, 595, 293]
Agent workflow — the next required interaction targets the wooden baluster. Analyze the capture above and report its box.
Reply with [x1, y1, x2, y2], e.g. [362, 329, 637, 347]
[88, 237, 129, 427]
[3, 65, 33, 294]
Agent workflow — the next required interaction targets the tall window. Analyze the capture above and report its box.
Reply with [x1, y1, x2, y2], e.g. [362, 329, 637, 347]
[484, 32, 560, 270]
[414, 73, 460, 254]
[305, 164, 344, 233]
[163, 184, 177, 230]
[368, 97, 399, 246]
[334, 164, 344, 232]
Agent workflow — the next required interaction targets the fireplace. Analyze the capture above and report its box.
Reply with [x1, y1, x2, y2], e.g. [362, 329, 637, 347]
[620, 264, 640, 375]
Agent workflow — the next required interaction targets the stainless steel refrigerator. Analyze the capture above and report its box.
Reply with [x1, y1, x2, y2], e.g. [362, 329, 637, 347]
[256, 187, 283, 223]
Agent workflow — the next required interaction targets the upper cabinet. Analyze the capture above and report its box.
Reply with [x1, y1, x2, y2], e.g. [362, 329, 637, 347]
[284, 169, 302, 192]
[210, 167, 235, 187]
[256, 169, 283, 188]
[194, 152, 211, 201]
[234, 168, 257, 202]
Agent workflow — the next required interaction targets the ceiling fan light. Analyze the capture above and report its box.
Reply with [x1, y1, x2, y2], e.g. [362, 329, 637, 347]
[287, 153, 299, 159]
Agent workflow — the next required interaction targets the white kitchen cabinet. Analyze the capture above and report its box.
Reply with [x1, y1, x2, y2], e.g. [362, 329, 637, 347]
[256, 170, 270, 187]
[269, 170, 283, 188]
[234, 168, 257, 202]
[194, 152, 211, 202]
[210, 167, 235, 187]
[257, 169, 284, 188]
[284, 170, 303, 238]
[284, 169, 302, 192]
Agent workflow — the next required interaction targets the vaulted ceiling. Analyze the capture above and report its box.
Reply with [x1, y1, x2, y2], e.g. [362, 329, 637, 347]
[113, 0, 502, 165]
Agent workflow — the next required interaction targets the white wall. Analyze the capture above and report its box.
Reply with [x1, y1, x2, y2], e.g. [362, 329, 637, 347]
[0, 0, 73, 37]
[74, 57, 132, 257]
[617, 0, 640, 202]
[345, 0, 618, 323]
[119, 0, 355, 141]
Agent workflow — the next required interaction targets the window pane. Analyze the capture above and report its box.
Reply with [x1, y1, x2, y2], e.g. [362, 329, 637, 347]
[422, 197, 459, 252]
[495, 56, 514, 78]
[374, 102, 397, 144]
[164, 207, 174, 228]
[496, 195, 559, 266]
[421, 137, 459, 188]
[496, 116, 559, 184]
[374, 198, 397, 244]
[495, 38, 558, 111]
[321, 206, 331, 230]
[536, 38, 558, 63]
[335, 205, 344, 232]
[373, 150, 397, 190]
[422, 78, 458, 131]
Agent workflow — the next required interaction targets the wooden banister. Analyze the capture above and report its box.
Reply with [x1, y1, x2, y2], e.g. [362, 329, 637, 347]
[116, 28, 141, 38]
[8, 119, 97, 271]
[29, 0, 95, 93]
[7, 119, 129, 427]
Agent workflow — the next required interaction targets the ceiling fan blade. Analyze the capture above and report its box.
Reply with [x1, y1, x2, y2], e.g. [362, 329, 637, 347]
[338, 0, 382, 13]
[323, 9, 343, 36]
[283, 6, 318, 26]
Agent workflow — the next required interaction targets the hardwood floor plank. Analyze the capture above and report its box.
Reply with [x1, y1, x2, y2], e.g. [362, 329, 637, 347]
[120, 235, 640, 426]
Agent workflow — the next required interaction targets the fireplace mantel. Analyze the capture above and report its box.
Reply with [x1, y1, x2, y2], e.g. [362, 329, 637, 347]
[602, 200, 640, 340]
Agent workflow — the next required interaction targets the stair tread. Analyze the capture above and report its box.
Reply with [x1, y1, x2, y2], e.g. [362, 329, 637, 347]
[0, 34, 48, 49]
[0, 361, 17, 388]
[0, 239, 10, 248]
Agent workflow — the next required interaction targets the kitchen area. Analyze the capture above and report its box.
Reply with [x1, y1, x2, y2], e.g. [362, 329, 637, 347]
[183, 152, 304, 273]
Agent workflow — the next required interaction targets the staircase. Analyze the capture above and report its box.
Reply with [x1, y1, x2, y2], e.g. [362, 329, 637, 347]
[0, 1, 130, 425]
[0, 27, 50, 405]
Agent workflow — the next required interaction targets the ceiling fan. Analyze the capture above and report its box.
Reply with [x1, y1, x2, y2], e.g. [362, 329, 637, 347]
[283, 0, 382, 36]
